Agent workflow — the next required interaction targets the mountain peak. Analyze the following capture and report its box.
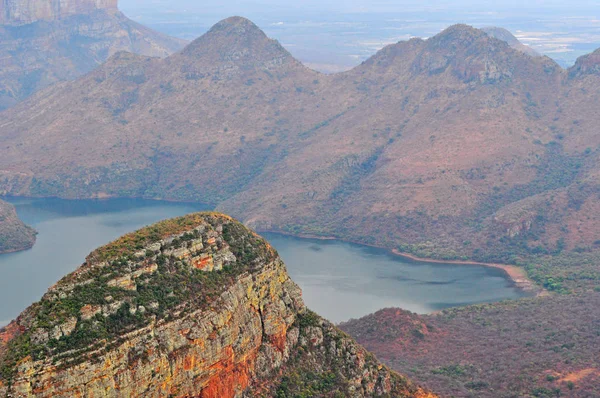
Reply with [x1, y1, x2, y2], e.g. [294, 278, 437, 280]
[409, 24, 524, 83]
[180, 16, 296, 72]
[428, 24, 488, 48]
[218, 16, 261, 29]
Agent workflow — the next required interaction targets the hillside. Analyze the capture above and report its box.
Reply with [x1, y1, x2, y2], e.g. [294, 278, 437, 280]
[0, 199, 35, 254]
[1, 18, 600, 290]
[340, 296, 600, 397]
[0, 0, 186, 110]
[0, 213, 434, 397]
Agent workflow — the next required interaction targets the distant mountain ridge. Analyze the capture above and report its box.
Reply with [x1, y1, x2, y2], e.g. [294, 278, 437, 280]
[482, 26, 540, 57]
[0, 0, 186, 110]
[1, 18, 600, 284]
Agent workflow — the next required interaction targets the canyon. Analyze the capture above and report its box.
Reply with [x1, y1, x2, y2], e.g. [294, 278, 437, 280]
[1, 17, 599, 283]
[0, 212, 434, 397]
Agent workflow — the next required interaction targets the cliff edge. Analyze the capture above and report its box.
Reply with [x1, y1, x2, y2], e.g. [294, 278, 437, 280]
[0, 213, 434, 397]
[0, 199, 35, 254]
[0, 0, 118, 25]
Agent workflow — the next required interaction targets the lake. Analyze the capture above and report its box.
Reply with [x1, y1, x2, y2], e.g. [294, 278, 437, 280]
[0, 197, 529, 325]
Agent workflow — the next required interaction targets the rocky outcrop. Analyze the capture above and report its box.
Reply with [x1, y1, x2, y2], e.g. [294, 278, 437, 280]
[0, 0, 117, 25]
[0, 199, 35, 254]
[0, 213, 433, 397]
[569, 48, 600, 77]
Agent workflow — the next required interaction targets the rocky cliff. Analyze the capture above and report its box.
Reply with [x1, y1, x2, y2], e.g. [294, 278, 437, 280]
[0, 213, 433, 397]
[0, 0, 118, 25]
[0, 1, 186, 110]
[0, 199, 35, 254]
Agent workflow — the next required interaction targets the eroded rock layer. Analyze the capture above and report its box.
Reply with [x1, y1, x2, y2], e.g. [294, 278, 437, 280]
[0, 0, 117, 25]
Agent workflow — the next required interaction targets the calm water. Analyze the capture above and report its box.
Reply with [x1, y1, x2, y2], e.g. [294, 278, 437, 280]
[0, 198, 528, 326]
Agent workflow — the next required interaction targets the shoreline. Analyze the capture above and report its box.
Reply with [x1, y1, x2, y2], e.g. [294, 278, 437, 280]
[259, 229, 543, 296]
[1, 195, 541, 295]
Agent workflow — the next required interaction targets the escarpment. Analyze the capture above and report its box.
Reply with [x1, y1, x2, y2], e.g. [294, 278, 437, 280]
[0, 213, 433, 397]
[0, 0, 118, 25]
[0, 0, 185, 110]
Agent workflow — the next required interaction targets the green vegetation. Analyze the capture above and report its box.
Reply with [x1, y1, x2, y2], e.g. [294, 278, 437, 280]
[267, 311, 420, 398]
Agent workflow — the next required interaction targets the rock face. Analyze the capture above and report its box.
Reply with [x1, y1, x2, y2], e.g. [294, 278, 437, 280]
[570, 48, 600, 77]
[0, 213, 434, 397]
[0, 0, 118, 25]
[0, 199, 35, 254]
[0, 1, 186, 110]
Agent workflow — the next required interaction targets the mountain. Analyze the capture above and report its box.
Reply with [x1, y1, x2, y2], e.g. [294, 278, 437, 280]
[0, 199, 35, 254]
[0, 0, 186, 110]
[482, 26, 540, 57]
[1, 19, 600, 291]
[0, 213, 434, 397]
[340, 297, 600, 397]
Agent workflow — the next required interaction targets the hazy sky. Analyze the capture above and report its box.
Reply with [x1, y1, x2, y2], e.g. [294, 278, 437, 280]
[120, 0, 600, 71]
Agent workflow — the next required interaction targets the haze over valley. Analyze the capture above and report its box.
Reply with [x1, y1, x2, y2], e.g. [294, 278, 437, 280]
[121, 0, 600, 70]
[1, 1, 600, 396]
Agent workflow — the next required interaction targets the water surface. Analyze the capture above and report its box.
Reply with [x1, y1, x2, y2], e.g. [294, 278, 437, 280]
[0, 198, 529, 325]
[263, 233, 530, 322]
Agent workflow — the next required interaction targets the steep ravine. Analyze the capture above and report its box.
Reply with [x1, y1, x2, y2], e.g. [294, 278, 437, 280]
[0, 213, 434, 397]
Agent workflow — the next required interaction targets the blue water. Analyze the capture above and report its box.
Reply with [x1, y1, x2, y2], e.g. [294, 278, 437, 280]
[0, 197, 529, 325]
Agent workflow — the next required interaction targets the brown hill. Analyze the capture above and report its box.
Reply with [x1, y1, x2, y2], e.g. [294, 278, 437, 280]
[1, 18, 600, 288]
[0, 213, 434, 397]
[0, 199, 35, 254]
[340, 295, 600, 397]
[0, 0, 186, 110]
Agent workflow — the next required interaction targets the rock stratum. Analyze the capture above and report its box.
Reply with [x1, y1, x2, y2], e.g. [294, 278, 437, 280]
[0, 0, 117, 25]
[0, 0, 186, 110]
[1, 17, 600, 289]
[0, 199, 35, 254]
[0, 213, 433, 398]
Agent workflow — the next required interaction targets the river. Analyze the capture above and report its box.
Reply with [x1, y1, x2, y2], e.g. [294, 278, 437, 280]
[0, 197, 529, 325]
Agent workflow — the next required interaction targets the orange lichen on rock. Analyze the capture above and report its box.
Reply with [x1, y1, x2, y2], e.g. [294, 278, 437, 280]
[269, 330, 287, 353]
[0, 322, 22, 350]
[200, 347, 254, 398]
[192, 255, 214, 271]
